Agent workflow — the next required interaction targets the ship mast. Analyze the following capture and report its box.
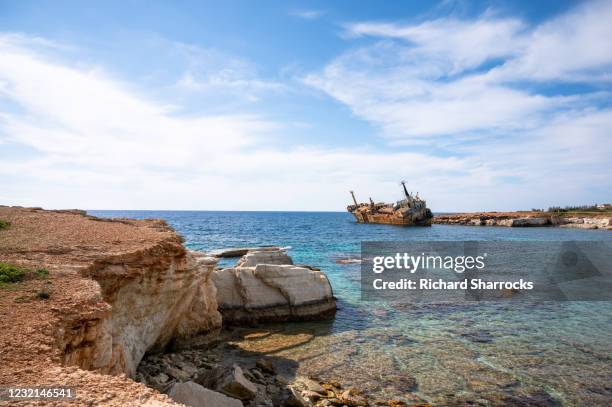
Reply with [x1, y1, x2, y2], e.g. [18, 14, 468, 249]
[349, 190, 358, 206]
[401, 180, 410, 199]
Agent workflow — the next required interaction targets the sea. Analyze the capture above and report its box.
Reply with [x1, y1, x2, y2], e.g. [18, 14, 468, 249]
[88, 210, 612, 406]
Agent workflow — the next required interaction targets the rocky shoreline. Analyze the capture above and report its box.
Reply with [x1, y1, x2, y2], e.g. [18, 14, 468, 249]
[433, 211, 611, 230]
[136, 333, 424, 407]
[0, 206, 344, 406]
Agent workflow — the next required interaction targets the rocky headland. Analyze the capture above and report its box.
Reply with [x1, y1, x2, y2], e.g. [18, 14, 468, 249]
[0, 206, 338, 406]
[433, 211, 611, 230]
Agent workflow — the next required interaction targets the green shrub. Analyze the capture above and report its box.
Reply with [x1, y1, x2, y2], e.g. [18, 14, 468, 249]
[0, 263, 26, 283]
[0, 219, 9, 230]
[36, 289, 50, 300]
[35, 268, 49, 278]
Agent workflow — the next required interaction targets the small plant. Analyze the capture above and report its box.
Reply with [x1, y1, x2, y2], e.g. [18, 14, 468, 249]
[0, 262, 26, 284]
[36, 288, 50, 300]
[0, 263, 51, 289]
[0, 219, 9, 230]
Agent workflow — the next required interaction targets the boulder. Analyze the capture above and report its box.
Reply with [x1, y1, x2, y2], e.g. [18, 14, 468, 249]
[296, 378, 326, 394]
[285, 387, 312, 407]
[236, 249, 293, 267]
[301, 390, 322, 401]
[168, 381, 243, 407]
[212, 249, 336, 324]
[198, 364, 258, 401]
[338, 388, 368, 407]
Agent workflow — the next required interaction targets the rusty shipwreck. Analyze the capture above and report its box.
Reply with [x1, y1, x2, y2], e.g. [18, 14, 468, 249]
[347, 182, 433, 226]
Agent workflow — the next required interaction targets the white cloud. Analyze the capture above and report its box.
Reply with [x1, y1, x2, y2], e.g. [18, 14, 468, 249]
[0, 32, 493, 211]
[308, 1, 612, 141]
[289, 9, 325, 20]
[345, 16, 526, 75]
[176, 72, 285, 102]
[302, 0, 612, 208]
[1, 0, 611, 214]
[490, 0, 612, 82]
[169, 42, 286, 102]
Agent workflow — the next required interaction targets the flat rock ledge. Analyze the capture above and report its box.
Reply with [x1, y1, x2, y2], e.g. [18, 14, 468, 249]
[434, 211, 611, 230]
[208, 246, 288, 258]
[212, 248, 337, 324]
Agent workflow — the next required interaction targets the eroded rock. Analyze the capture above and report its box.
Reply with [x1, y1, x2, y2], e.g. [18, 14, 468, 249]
[168, 381, 243, 407]
[213, 249, 336, 324]
[199, 364, 258, 401]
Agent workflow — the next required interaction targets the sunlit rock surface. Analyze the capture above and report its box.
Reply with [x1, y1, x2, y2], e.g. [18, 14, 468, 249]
[212, 248, 336, 324]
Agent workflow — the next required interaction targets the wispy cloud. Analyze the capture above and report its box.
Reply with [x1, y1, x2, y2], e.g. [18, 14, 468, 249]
[0, 32, 489, 211]
[289, 9, 325, 20]
[303, 0, 612, 206]
[309, 1, 612, 140]
[164, 41, 287, 103]
[1, 1, 611, 212]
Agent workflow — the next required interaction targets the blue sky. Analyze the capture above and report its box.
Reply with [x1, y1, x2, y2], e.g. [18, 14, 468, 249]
[0, 0, 610, 211]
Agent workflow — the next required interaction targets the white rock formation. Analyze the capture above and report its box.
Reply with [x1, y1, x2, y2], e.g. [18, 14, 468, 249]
[60, 249, 222, 377]
[209, 246, 286, 258]
[559, 217, 610, 229]
[212, 249, 336, 323]
[236, 250, 293, 267]
[168, 381, 243, 407]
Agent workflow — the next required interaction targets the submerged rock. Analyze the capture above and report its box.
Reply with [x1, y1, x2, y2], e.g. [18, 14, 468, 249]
[296, 377, 326, 395]
[338, 388, 368, 406]
[256, 359, 276, 375]
[285, 386, 312, 407]
[168, 381, 243, 407]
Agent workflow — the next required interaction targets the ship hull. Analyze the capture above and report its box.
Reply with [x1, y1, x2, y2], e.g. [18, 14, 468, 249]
[349, 210, 432, 226]
[347, 185, 432, 226]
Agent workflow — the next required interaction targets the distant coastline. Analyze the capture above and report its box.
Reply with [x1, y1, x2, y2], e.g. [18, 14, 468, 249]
[433, 210, 611, 230]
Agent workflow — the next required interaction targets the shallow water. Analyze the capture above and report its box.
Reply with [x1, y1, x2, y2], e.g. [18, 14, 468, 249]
[90, 211, 612, 405]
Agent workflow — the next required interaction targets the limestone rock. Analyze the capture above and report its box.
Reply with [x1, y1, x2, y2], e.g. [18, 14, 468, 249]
[168, 381, 243, 407]
[302, 390, 322, 400]
[0, 206, 225, 406]
[209, 246, 286, 258]
[212, 249, 336, 324]
[199, 364, 258, 401]
[285, 386, 313, 407]
[434, 211, 612, 230]
[510, 217, 549, 227]
[236, 249, 293, 267]
[297, 378, 326, 394]
[338, 388, 368, 406]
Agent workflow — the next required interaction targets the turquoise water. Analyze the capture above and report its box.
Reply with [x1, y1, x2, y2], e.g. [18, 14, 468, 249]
[90, 211, 612, 406]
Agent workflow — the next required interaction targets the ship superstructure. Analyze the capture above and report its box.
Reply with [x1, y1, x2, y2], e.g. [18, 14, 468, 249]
[347, 182, 433, 226]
